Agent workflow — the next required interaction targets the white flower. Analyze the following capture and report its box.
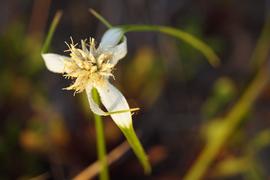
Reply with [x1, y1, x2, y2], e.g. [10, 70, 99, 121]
[42, 28, 135, 129]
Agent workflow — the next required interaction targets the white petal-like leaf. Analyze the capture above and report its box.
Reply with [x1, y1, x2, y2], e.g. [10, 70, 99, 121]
[42, 53, 69, 73]
[110, 36, 127, 65]
[85, 85, 107, 116]
[96, 81, 132, 128]
[99, 28, 124, 50]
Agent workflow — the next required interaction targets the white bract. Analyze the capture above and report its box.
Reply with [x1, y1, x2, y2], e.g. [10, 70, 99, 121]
[42, 28, 135, 129]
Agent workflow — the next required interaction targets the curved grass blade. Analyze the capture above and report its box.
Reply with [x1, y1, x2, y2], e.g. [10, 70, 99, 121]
[89, 9, 220, 67]
[119, 25, 220, 67]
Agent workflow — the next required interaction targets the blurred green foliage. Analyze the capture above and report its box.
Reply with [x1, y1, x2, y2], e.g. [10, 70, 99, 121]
[202, 77, 236, 118]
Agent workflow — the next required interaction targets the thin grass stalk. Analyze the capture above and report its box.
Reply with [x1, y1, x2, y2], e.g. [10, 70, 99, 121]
[92, 88, 109, 180]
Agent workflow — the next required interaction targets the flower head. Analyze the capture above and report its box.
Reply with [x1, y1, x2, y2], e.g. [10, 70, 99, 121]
[63, 38, 114, 92]
[42, 28, 134, 128]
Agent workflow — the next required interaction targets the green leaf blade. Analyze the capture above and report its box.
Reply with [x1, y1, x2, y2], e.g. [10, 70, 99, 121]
[119, 25, 220, 67]
[120, 126, 151, 174]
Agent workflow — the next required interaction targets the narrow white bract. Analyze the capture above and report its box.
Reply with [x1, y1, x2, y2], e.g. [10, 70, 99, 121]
[42, 28, 133, 129]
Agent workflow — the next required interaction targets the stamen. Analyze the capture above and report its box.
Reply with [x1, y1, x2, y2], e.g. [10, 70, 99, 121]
[62, 37, 115, 93]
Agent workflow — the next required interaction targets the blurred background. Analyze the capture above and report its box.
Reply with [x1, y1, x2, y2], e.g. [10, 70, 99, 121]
[1, 0, 270, 179]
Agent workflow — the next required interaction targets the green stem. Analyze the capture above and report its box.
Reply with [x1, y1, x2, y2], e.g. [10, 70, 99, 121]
[41, 11, 62, 53]
[92, 88, 109, 180]
[89, 9, 112, 28]
[250, 16, 270, 68]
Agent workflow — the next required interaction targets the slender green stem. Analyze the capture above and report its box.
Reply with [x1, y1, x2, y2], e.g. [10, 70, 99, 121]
[41, 11, 62, 53]
[250, 16, 270, 68]
[92, 88, 109, 180]
[89, 9, 112, 28]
